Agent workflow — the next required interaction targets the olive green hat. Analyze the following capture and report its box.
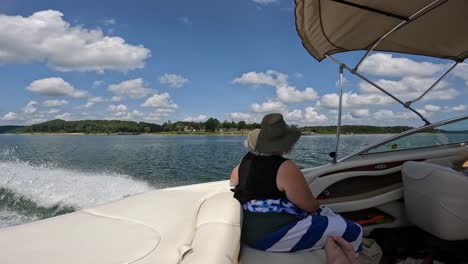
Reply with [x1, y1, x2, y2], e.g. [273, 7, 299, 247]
[247, 113, 301, 155]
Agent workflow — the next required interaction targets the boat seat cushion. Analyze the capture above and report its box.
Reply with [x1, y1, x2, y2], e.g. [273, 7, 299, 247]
[0, 211, 161, 264]
[402, 161, 468, 240]
[181, 191, 242, 264]
[0, 181, 242, 264]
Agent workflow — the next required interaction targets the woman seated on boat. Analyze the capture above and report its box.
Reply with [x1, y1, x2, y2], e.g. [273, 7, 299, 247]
[231, 113, 362, 253]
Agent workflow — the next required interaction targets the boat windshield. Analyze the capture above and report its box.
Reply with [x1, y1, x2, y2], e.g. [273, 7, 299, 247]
[364, 116, 468, 154]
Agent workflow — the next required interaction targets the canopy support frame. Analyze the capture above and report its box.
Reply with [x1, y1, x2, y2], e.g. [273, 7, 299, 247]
[326, 54, 432, 162]
[352, 0, 447, 72]
[405, 61, 459, 106]
[332, 64, 345, 164]
[327, 54, 430, 126]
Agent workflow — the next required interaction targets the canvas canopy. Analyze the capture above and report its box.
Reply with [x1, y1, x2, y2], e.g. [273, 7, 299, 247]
[295, 0, 468, 62]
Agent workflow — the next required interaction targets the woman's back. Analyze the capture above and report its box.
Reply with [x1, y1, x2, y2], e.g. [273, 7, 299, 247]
[233, 152, 287, 204]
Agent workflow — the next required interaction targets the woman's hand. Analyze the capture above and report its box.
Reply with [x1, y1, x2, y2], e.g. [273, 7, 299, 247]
[325, 236, 359, 264]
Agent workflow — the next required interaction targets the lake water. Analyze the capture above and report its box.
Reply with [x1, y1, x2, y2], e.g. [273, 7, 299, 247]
[0, 134, 390, 228]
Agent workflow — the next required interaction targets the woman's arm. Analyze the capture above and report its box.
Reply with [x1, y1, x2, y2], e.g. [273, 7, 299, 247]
[230, 164, 239, 187]
[276, 160, 320, 213]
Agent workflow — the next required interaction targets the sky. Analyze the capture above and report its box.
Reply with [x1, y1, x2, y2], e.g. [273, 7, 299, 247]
[0, 0, 467, 127]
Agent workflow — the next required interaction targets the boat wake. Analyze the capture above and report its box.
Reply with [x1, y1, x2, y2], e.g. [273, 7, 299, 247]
[0, 148, 153, 228]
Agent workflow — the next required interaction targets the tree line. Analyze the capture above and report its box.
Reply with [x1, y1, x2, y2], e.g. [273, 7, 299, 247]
[7, 118, 261, 134]
[2, 119, 412, 134]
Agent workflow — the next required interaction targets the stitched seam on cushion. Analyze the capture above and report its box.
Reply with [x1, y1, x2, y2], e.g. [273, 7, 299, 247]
[81, 210, 161, 264]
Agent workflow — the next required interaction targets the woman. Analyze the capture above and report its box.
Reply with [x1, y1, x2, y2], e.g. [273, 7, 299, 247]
[231, 113, 362, 253]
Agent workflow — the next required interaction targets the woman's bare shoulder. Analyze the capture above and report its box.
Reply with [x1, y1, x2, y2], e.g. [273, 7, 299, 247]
[230, 164, 240, 186]
[277, 160, 304, 190]
[278, 160, 301, 174]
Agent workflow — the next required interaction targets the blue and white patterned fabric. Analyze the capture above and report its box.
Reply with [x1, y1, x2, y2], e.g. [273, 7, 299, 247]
[243, 198, 309, 218]
[244, 199, 362, 253]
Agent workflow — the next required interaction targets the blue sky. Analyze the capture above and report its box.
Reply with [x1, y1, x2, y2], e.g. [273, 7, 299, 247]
[0, 0, 467, 126]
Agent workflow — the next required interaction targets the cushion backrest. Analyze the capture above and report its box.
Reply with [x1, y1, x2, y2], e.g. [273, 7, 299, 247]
[181, 192, 242, 264]
[402, 161, 468, 240]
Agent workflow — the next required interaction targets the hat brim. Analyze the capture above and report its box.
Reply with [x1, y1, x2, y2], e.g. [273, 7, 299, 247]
[247, 129, 261, 152]
[249, 127, 301, 155]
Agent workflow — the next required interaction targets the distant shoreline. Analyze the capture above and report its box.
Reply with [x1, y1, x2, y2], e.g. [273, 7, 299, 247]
[2, 132, 399, 136]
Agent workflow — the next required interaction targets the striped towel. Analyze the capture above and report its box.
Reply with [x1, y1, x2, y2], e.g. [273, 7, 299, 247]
[244, 199, 362, 252]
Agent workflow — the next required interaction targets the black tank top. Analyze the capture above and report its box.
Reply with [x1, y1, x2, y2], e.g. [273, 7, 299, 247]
[233, 152, 287, 204]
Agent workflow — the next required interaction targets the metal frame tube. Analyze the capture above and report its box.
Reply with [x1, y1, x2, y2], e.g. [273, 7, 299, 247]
[353, 0, 446, 72]
[406, 61, 459, 106]
[326, 54, 431, 125]
[333, 65, 345, 163]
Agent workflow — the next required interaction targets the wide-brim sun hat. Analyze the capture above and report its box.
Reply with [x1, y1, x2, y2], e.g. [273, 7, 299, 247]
[247, 113, 301, 155]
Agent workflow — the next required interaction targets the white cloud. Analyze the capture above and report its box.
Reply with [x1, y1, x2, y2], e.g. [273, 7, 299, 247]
[110, 109, 144, 120]
[294, 73, 303, 79]
[89, 97, 105, 103]
[350, 109, 369, 118]
[276, 86, 318, 103]
[304, 107, 327, 123]
[424, 104, 441, 112]
[159, 74, 189, 88]
[445, 104, 467, 112]
[252, 0, 280, 5]
[23, 101, 39, 114]
[183, 115, 208, 122]
[359, 53, 445, 77]
[453, 63, 468, 86]
[76, 99, 101, 109]
[373, 110, 419, 121]
[141, 93, 178, 111]
[46, 108, 60, 115]
[108, 78, 152, 99]
[225, 112, 254, 122]
[110, 96, 122, 102]
[107, 104, 128, 112]
[234, 70, 319, 104]
[27, 77, 87, 98]
[359, 76, 458, 102]
[0, 10, 150, 72]
[81, 102, 94, 109]
[102, 18, 116, 26]
[284, 109, 303, 121]
[92, 80, 104, 88]
[155, 108, 177, 113]
[42, 99, 68, 107]
[55, 112, 71, 120]
[320, 92, 392, 109]
[144, 111, 171, 121]
[2, 112, 18, 121]
[251, 100, 287, 113]
[233, 70, 288, 87]
[76, 97, 104, 109]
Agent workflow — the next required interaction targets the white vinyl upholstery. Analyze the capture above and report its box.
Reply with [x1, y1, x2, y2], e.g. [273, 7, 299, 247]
[0, 182, 242, 264]
[402, 161, 468, 240]
[0, 211, 160, 264]
[181, 192, 242, 264]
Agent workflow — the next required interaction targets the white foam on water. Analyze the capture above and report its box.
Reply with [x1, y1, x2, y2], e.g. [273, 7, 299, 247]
[0, 160, 154, 209]
[0, 209, 38, 229]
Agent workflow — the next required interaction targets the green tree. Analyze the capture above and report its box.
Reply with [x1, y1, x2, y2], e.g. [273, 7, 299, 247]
[237, 121, 246, 131]
[205, 118, 220, 132]
[222, 120, 232, 129]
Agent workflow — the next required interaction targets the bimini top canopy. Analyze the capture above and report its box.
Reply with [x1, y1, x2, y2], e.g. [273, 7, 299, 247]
[295, 0, 468, 62]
